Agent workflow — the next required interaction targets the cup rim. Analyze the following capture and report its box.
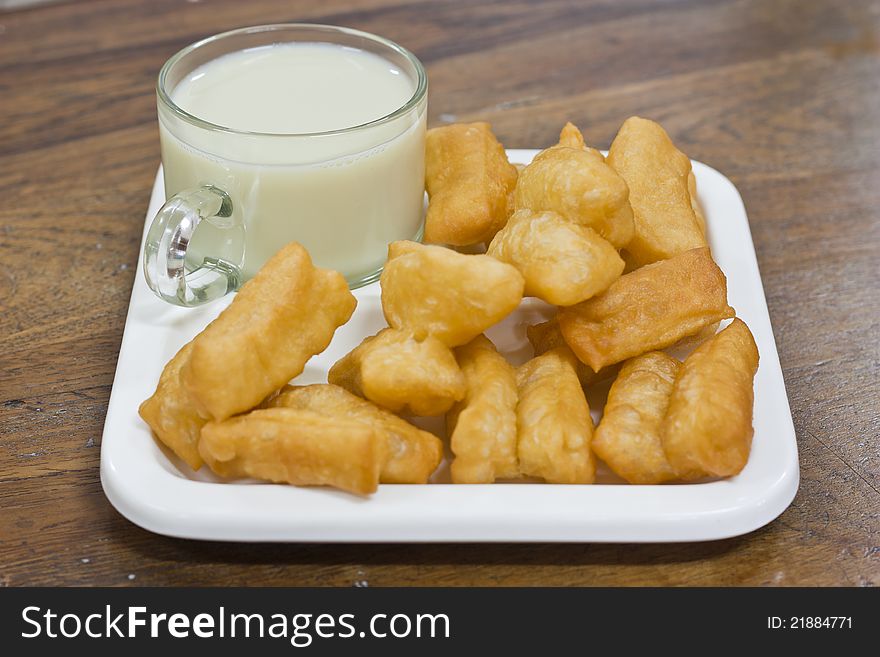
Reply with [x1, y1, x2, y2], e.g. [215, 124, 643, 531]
[156, 23, 428, 138]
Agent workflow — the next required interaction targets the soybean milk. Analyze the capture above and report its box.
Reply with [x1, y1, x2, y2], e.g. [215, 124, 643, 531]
[160, 42, 425, 282]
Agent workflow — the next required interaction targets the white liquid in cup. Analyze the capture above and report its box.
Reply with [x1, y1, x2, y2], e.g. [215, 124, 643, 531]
[159, 42, 426, 282]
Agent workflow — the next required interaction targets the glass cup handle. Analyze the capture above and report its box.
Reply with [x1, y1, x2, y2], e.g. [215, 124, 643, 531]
[143, 185, 243, 307]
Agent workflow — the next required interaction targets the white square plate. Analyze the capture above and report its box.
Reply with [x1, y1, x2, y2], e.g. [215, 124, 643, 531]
[100, 149, 799, 542]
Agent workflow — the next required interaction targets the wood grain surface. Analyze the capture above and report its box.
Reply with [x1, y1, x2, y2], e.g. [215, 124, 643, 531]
[1, 0, 878, 587]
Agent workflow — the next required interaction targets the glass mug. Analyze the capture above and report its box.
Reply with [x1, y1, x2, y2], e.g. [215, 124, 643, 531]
[144, 24, 428, 306]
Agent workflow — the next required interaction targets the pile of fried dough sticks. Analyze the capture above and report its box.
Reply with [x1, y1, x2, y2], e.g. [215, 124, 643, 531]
[141, 117, 758, 495]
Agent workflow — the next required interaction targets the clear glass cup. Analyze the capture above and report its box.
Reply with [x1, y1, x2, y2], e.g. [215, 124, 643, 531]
[144, 24, 428, 306]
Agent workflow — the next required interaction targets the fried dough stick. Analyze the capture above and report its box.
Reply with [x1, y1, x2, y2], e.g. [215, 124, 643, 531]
[182, 242, 357, 420]
[448, 335, 519, 483]
[558, 247, 734, 372]
[592, 352, 680, 484]
[606, 116, 707, 267]
[425, 122, 518, 246]
[513, 126, 634, 248]
[381, 241, 524, 347]
[488, 209, 624, 306]
[328, 328, 466, 416]
[661, 319, 759, 479]
[270, 384, 443, 484]
[199, 408, 386, 495]
[516, 347, 595, 484]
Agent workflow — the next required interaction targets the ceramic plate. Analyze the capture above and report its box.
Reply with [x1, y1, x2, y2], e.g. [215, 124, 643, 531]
[100, 149, 798, 542]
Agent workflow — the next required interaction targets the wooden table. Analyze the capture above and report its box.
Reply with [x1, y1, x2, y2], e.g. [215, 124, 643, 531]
[1, 0, 877, 587]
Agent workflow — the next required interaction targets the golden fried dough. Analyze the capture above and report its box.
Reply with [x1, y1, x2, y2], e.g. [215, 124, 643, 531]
[487, 209, 624, 306]
[138, 341, 205, 470]
[530, 314, 714, 378]
[270, 384, 443, 484]
[513, 142, 634, 248]
[558, 247, 735, 372]
[556, 122, 605, 160]
[448, 335, 519, 483]
[381, 241, 525, 347]
[592, 352, 680, 484]
[516, 347, 595, 484]
[328, 328, 466, 416]
[661, 319, 759, 479]
[386, 240, 422, 260]
[606, 116, 707, 266]
[199, 408, 386, 495]
[424, 122, 518, 246]
[557, 122, 585, 150]
[526, 318, 617, 386]
[181, 243, 356, 420]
